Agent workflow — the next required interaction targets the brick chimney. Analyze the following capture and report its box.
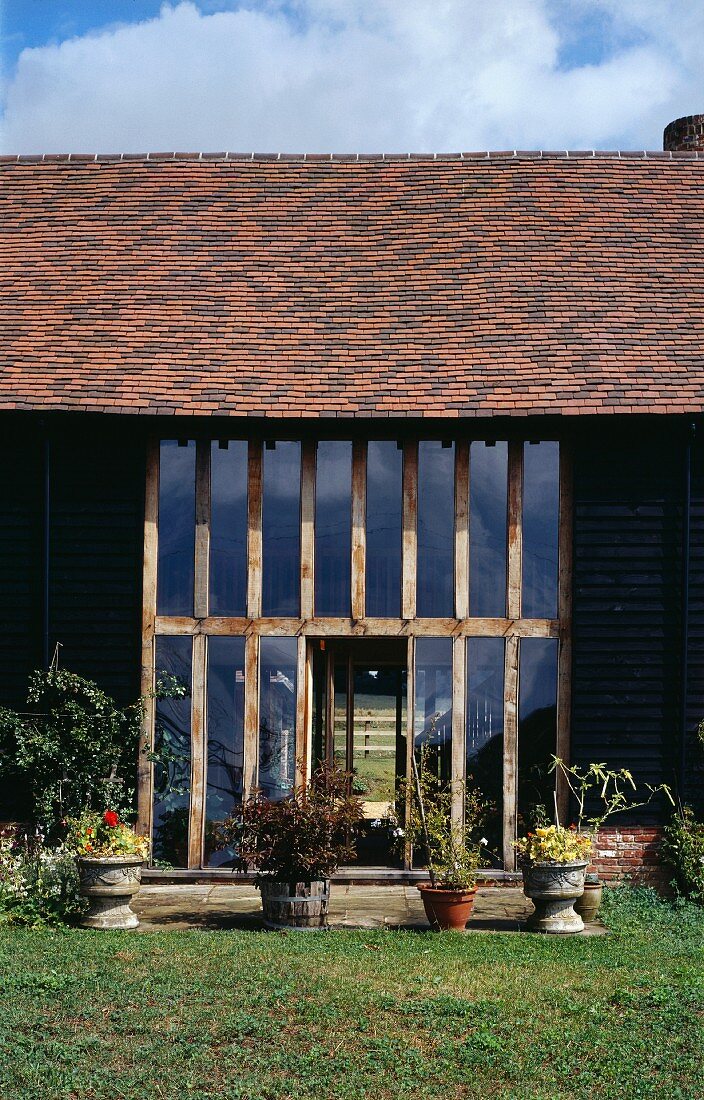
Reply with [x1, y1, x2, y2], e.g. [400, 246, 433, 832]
[663, 114, 704, 151]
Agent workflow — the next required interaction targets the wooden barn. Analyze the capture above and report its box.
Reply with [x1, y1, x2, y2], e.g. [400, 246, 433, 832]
[2, 115, 704, 880]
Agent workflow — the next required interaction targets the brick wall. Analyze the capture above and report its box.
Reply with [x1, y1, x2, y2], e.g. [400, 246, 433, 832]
[590, 826, 669, 888]
[664, 113, 704, 151]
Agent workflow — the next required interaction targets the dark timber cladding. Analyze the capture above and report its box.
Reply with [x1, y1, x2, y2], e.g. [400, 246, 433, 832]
[571, 422, 686, 807]
[0, 418, 145, 708]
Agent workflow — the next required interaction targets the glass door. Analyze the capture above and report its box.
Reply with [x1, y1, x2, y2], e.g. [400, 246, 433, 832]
[312, 639, 408, 867]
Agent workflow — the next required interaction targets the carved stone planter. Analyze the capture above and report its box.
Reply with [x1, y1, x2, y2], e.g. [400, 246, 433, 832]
[76, 856, 143, 930]
[522, 860, 588, 934]
[259, 879, 330, 930]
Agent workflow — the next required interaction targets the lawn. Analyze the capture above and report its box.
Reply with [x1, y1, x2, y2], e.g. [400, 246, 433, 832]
[1, 890, 702, 1100]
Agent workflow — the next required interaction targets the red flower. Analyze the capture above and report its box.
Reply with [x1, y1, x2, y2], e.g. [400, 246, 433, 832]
[103, 811, 119, 828]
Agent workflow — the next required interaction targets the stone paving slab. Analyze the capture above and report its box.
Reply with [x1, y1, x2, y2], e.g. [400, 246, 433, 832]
[132, 884, 606, 935]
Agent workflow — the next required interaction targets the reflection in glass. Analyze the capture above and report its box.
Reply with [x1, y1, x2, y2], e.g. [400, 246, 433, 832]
[353, 663, 406, 868]
[517, 638, 558, 832]
[414, 637, 452, 780]
[153, 636, 192, 867]
[417, 442, 455, 617]
[315, 441, 352, 616]
[258, 637, 297, 800]
[466, 638, 504, 860]
[157, 440, 195, 615]
[262, 442, 301, 616]
[470, 442, 508, 617]
[205, 637, 245, 867]
[210, 441, 248, 616]
[366, 441, 403, 616]
[333, 663, 347, 771]
[353, 666, 402, 810]
[523, 442, 560, 618]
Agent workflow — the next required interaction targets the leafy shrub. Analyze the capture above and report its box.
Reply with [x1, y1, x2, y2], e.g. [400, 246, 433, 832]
[219, 763, 364, 883]
[66, 810, 150, 859]
[0, 666, 187, 839]
[397, 749, 488, 889]
[0, 832, 85, 926]
[514, 824, 592, 866]
[661, 806, 704, 904]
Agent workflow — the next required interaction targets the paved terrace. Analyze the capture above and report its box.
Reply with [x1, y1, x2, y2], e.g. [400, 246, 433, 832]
[132, 884, 606, 934]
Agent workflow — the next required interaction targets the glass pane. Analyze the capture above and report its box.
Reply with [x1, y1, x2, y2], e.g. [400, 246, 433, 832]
[205, 636, 245, 867]
[466, 638, 504, 860]
[315, 441, 352, 616]
[157, 440, 195, 615]
[210, 441, 248, 616]
[258, 637, 297, 800]
[262, 442, 301, 616]
[517, 638, 558, 832]
[353, 665, 402, 812]
[470, 442, 508, 617]
[333, 663, 347, 771]
[417, 441, 454, 617]
[414, 637, 452, 781]
[523, 442, 560, 618]
[153, 636, 192, 867]
[366, 441, 403, 617]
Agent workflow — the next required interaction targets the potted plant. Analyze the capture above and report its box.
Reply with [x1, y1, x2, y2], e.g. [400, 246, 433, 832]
[574, 872, 603, 923]
[515, 758, 672, 934]
[514, 822, 592, 934]
[398, 749, 486, 931]
[66, 810, 149, 930]
[219, 764, 364, 930]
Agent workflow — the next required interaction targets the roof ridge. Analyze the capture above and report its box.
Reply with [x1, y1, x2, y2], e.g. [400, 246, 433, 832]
[0, 149, 703, 165]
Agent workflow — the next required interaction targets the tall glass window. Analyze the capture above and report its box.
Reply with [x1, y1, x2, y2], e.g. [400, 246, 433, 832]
[205, 636, 245, 867]
[414, 637, 452, 781]
[315, 441, 352, 616]
[470, 442, 508, 617]
[523, 442, 560, 618]
[152, 636, 192, 867]
[157, 440, 195, 615]
[262, 442, 301, 616]
[210, 440, 248, 616]
[517, 638, 558, 832]
[259, 637, 297, 800]
[366, 441, 403, 617]
[417, 442, 455, 617]
[466, 638, 504, 859]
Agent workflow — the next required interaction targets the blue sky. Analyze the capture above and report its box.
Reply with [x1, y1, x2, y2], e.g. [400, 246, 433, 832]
[1, 1, 703, 154]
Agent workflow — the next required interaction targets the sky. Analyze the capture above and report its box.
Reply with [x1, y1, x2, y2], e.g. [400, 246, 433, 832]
[1, 0, 703, 154]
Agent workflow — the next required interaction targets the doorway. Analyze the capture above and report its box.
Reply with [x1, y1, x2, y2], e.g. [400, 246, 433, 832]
[311, 638, 408, 867]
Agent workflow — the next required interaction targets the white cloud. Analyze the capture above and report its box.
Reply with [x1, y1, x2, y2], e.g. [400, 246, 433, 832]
[1, 0, 704, 154]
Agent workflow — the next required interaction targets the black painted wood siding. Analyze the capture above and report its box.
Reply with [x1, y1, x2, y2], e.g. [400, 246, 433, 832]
[0, 419, 145, 709]
[685, 433, 704, 812]
[0, 423, 43, 708]
[571, 426, 685, 816]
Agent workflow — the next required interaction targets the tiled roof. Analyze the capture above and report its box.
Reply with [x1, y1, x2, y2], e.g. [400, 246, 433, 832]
[2, 152, 704, 418]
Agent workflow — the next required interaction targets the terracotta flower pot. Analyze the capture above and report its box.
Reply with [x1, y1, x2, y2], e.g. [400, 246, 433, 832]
[418, 884, 477, 931]
[574, 880, 603, 924]
[76, 856, 143, 930]
[259, 879, 330, 930]
[522, 860, 587, 934]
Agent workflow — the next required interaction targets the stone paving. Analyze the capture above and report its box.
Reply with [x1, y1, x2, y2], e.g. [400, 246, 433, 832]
[132, 883, 606, 934]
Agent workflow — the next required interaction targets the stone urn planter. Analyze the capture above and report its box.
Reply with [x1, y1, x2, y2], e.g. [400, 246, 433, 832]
[522, 860, 588, 934]
[77, 855, 144, 930]
[418, 884, 477, 931]
[259, 879, 330, 930]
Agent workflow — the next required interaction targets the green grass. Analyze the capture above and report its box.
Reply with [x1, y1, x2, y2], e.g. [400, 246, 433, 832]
[1, 889, 703, 1100]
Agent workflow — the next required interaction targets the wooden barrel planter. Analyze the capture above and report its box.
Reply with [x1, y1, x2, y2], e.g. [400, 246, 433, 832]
[259, 879, 330, 930]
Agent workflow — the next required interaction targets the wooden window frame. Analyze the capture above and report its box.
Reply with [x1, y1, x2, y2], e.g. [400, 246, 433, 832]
[141, 433, 571, 872]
